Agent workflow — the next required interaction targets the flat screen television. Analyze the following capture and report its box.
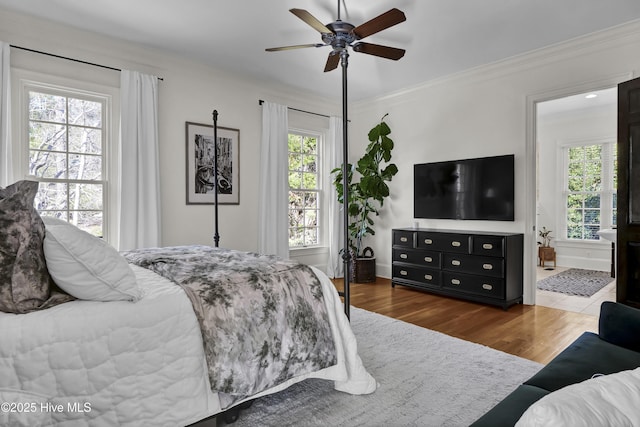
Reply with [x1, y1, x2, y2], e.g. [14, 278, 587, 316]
[414, 154, 514, 221]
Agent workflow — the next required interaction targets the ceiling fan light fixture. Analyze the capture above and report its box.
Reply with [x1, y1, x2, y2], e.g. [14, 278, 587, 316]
[265, 4, 407, 70]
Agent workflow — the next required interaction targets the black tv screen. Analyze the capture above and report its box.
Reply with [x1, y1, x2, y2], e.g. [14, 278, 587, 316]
[414, 154, 514, 221]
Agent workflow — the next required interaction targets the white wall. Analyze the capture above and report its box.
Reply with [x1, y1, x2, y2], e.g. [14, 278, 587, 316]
[0, 8, 339, 265]
[349, 20, 640, 303]
[537, 105, 616, 271]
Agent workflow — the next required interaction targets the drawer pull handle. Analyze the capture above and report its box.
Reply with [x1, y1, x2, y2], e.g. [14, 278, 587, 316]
[424, 238, 433, 245]
[482, 264, 493, 270]
[482, 243, 493, 250]
[400, 253, 408, 259]
[424, 256, 433, 262]
[400, 237, 408, 242]
[451, 260, 461, 266]
[451, 241, 461, 247]
[400, 270, 408, 276]
[451, 279, 461, 285]
[425, 274, 433, 281]
[482, 284, 493, 291]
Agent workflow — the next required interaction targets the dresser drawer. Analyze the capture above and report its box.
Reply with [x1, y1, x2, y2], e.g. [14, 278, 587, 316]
[442, 253, 504, 278]
[442, 272, 505, 299]
[392, 248, 441, 269]
[472, 235, 505, 257]
[417, 232, 470, 253]
[393, 230, 415, 247]
[393, 265, 441, 287]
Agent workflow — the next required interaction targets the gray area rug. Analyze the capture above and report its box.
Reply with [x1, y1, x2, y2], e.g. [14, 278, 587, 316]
[226, 307, 542, 427]
[537, 268, 613, 297]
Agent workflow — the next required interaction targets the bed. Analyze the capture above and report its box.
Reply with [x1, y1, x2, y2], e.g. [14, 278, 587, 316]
[0, 180, 376, 426]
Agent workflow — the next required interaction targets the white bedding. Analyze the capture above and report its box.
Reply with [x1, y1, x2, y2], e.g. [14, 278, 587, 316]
[0, 264, 376, 426]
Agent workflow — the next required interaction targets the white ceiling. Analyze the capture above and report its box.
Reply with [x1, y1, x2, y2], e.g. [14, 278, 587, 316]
[2, 0, 640, 102]
[537, 87, 618, 118]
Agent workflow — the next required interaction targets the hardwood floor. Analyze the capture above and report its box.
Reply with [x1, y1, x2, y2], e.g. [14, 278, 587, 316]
[334, 277, 599, 364]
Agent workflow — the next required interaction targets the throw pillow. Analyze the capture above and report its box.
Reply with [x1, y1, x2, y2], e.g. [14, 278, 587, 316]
[0, 180, 52, 313]
[42, 217, 142, 302]
[516, 368, 640, 426]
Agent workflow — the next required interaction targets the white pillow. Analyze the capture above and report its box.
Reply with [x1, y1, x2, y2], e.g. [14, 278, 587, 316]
[516, 367, 640, 426]
[42, 217, 142, 302]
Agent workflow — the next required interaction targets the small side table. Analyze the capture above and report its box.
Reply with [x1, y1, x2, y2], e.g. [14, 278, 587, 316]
[538, 246, 556, 268]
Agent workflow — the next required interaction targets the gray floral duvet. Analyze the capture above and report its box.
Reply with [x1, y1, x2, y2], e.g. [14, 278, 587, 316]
[122, 245, 337, 408]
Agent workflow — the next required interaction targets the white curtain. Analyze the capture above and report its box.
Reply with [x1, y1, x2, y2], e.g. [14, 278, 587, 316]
[327, 116, 344, 278]
[258, 101, 289, 258]
[119, 70, 161, 250]
[0, 41, 12, 187]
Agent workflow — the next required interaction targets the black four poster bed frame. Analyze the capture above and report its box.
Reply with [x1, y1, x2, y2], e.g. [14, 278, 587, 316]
[212, 110, 220, 248]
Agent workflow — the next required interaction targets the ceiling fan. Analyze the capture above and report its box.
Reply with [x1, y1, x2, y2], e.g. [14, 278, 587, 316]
[265, 2, 407, 320]
[265, 2, 407, 72]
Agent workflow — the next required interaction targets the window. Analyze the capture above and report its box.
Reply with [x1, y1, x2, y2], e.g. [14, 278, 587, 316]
[564, 141, 617, 241]
[288, 131, 321, 247]
[26, 85, 107, 238]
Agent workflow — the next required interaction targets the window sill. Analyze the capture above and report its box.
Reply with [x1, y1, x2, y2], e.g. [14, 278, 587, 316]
[289, 246, 329, 256]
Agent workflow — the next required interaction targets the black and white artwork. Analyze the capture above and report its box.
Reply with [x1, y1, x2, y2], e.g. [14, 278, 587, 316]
[186, 122, 240, 204]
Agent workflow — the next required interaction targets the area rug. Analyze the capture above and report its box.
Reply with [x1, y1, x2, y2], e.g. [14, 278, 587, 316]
[226, 307, 542, 427]
[537, 268, 613, 297]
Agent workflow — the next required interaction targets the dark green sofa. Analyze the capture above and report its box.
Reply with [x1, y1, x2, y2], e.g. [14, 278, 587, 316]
[471, 301, 640, 426]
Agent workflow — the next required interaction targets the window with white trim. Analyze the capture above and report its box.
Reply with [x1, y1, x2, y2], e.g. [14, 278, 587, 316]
[564, 141, 617, 241]
[26, 84, 108, 238]
[288, 131, 321, 247]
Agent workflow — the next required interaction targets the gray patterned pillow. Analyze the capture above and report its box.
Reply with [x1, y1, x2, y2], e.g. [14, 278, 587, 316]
[0, 180, 52, 313]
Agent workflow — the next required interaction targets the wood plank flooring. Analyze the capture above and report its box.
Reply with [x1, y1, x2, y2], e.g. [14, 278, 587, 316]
[334, 277, 599, 365]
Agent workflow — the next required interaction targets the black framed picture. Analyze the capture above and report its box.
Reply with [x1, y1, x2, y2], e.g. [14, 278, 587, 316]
[185, 121, 240, 204]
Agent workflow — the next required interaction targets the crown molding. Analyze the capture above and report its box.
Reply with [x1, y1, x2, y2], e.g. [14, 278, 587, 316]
[356, 18, 640, 108]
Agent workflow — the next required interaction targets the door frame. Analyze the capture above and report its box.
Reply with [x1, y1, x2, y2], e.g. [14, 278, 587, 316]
[524, 73, 632, 305]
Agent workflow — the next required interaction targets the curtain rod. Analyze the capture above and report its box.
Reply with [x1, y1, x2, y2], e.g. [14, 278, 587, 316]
[258, 99, 330, 119]
[10, 44, 164, 81]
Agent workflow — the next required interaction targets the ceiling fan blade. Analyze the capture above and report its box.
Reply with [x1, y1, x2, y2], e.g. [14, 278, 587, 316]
[290, 8, 332, 34]
[352, 8, 406, 39]
[265, 43, 325, 52]
[352, 42, 405, 60]
[324, 52, 340, 72]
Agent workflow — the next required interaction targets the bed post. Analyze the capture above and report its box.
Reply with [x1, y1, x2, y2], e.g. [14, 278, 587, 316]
[341, 50, 350, 320]
[212, 109, 220, 248]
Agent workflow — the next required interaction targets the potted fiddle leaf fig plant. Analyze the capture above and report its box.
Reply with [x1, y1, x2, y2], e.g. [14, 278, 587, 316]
[332, 113, 398, 282]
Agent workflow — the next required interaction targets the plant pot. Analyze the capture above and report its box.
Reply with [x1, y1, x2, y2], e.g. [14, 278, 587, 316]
[349, 247, 376, 283]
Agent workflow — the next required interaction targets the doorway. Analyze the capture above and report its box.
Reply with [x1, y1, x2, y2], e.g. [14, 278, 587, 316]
[531, 87, 617, 315]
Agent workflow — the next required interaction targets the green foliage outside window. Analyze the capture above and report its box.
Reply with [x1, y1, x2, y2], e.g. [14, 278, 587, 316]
[565, 143, 616, 240]
[288, 133, 320, 247]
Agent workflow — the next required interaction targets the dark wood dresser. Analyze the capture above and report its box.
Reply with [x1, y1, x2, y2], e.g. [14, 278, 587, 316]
[392, 228, 524, 309]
